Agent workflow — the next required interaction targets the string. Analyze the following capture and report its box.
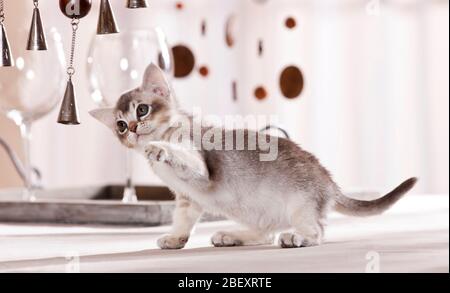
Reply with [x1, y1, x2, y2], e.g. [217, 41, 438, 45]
[67, 18, 79, 79]
[0, 0, 5, 24]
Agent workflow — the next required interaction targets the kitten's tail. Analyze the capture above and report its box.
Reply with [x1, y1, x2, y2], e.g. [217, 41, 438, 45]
[334, 178, 418, 217]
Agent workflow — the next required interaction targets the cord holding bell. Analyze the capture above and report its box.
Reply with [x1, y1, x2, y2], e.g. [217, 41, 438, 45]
[57, 0, 92, 125]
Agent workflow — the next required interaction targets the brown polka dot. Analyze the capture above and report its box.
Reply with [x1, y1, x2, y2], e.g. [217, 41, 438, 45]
[59, 0, 92, 19]
[225, 15, 236, 48]
[254, 86, 268, 100]
[258, 39, 264, 57]
[285, 17, 297, 29]
[176, 2, 184, 10]
[201, 20, 207, 36]
[199, 66, 209, 77]
[168, 45, 195, 78]
[232, 81, 238, 101]
[280, 66, 304, 99]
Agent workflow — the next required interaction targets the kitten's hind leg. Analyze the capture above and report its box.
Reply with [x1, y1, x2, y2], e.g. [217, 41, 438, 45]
[278, 203, 324, 249]
[211, 230, 274, 247]
[158, 195, 203, 250]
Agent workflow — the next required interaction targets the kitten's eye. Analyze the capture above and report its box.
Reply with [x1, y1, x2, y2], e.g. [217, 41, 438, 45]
[117, 120, 128, 134]
[136, 104, 150, 119]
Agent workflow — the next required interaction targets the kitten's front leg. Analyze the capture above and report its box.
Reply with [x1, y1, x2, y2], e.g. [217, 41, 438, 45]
[157, 195, 203, 250]
[143, 142, 207, 249]
[144, 142, 210, 188]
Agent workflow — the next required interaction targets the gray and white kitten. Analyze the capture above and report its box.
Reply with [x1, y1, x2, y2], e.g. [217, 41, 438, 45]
[90, 64, 417, 249]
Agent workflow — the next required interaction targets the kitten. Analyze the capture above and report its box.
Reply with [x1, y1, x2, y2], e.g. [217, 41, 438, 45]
[90, 64, 418, 249]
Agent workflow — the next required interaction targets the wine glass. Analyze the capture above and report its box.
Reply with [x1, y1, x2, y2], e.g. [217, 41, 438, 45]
[87, 27, 174, 203]
[0, 27, 66, 201]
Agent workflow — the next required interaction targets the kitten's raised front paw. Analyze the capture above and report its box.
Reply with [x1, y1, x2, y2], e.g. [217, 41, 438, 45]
[211, 232, 244, 247]
[278, 232, 319, 248]
[157, 234, 189, 250]
[145, 143, 170, 163]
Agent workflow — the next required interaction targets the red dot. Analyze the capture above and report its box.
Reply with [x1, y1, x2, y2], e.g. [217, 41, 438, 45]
[254, 86, 268, 100]
[176, 2, 184, 10]
[199, 66, 209, 77]
[285, 17, 297, 29]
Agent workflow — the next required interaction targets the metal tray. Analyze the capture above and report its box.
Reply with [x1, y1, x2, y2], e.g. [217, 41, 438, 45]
[0, 186, 221, 226]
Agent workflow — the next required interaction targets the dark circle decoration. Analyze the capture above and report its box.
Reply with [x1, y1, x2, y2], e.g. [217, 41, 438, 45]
[199, 66, 209, 77]
[254, 86, 268, 100]
[285, 17, 297, 29]
[280, 66, 304, 99]
[258, 39, 264, 57]
[232, 81, 238, 101]
[171, 45, 195, 78]
[176, 2, 184, 10]
[225, 15, 236, 48]
[59, 0, 92, 19]
[201, 20, 207, 36]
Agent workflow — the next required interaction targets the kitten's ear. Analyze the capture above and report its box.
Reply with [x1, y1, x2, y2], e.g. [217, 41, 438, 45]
[141, 63, 171, 99]
[89, 108, 116, 130]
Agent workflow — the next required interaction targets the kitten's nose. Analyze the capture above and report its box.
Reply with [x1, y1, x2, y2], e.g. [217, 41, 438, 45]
[129, 121, 138, 133]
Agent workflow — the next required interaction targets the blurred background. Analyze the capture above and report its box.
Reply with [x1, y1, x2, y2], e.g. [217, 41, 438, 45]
[0, 0, 448, 195]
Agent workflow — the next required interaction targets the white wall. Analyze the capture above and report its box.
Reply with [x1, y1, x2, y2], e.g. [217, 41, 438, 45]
[0, 0, 448, 194]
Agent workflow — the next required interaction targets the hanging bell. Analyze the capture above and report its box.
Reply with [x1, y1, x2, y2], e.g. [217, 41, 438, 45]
[97, 0, 119, 35]
[126, 0, 148, 9]
[27, 6, 47, 51]
[58, 79, 80, 125]
[0, 23, 13, 67]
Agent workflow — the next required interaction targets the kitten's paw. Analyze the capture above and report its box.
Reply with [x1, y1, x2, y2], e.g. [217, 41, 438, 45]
[211, 232, 244, 247]
[145, 143, 170, 163]
[157, 234, 189, 250]
[278, 232, 303, 248]
[278, 232, 319, 248]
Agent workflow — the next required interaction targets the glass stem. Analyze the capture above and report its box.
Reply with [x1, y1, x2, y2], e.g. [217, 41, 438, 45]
[126, 148, 133, 188]
[19, 122, 35, 201]
[123, 148, 137, 203]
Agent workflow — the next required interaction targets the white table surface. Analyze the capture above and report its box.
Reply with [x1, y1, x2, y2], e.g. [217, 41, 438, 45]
[0, 194, 448, 273]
